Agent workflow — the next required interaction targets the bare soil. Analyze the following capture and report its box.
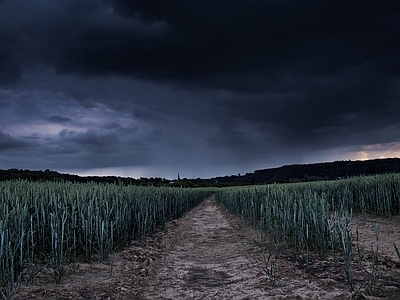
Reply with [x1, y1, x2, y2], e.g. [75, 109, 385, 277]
[15, 195, 400, 300]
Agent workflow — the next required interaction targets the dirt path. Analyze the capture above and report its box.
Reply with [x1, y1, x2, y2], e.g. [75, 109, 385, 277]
[16, 195, 400, 300]
[137, 195, 271, 299]
[136, 196, 358, 300]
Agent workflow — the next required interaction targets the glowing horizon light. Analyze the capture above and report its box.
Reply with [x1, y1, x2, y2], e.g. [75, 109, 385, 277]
[354, 142, 400, 161]
[64, 166, 171, 179]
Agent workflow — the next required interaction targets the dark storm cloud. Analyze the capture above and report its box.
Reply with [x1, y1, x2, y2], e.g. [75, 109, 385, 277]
[0, 0, 400, 178]
[47, 115, 72, 123]
[2, 0, 398, 86]
[66, 0, 400, 85]
[0, 130, 28, 150]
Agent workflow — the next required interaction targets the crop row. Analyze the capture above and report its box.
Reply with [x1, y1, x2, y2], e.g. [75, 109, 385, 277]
[216, 173, 400, 253]
[215, 173, 400, 298]
[0, 180, 212, 298]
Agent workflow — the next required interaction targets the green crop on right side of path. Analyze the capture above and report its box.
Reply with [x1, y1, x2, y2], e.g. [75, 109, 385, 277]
[216, 173, 400, 298]
[215, 173, 400, 255]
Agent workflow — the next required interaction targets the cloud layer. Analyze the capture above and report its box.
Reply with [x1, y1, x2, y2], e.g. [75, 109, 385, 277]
[1, 0, 400, 178]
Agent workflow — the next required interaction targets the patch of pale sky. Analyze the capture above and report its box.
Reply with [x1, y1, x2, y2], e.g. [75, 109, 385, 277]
[68, 166, 172, 179]
[6, 123, 77, 137]
[355, 142, 400, 161]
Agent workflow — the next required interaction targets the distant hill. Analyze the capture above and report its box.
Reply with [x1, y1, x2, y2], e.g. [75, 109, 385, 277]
[209, 157, 400, 186]
[1, 157, 400, 187]
[0, 168, 167, 185]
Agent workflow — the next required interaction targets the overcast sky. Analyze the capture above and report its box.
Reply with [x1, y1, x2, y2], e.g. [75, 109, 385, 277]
[1, 0, 400, 179]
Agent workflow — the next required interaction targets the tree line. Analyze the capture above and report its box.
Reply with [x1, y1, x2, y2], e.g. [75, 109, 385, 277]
[1, 157, 400, 187]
